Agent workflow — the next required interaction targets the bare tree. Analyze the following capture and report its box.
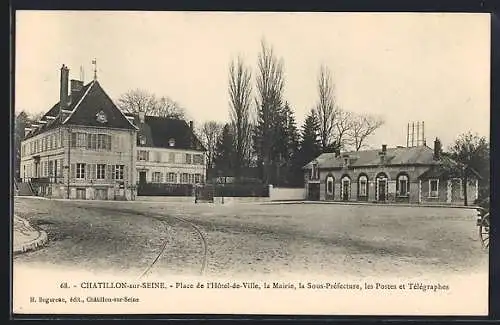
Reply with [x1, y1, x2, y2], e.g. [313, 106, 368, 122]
[334, 108, 353, 150]
[254, 39, 285, 184]
[314, 64, 338, 151]
[228, 55, 253, 176]
[198, 121, 224, 169]
[152, 96, 185, 119]
[117, 89, 157, 115]
[117, 89, 185, 119]
[348, 114, 385, 151]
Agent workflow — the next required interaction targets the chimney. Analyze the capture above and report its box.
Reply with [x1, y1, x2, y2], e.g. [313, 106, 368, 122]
[433, 138, 442, 160]
[59, 65, 70, 122]
[70, 79, 84, 102]
[59, 65, 69, 108]
[139, 111, 145, 123]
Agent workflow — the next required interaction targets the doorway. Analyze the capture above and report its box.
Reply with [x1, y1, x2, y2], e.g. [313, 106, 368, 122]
[139, 171, 147, 184]
[76, 188, 86, 200]
[342, 177, 350, 201]
[308, 183, 320, 201]
[95, 188, 108, 200]
[378, 179, 387, 202]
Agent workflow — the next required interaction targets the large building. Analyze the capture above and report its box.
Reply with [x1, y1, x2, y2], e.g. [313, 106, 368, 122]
[20, 64, 138, 200]
[130, 113, 206, 185]
[303, 139, 480, 205]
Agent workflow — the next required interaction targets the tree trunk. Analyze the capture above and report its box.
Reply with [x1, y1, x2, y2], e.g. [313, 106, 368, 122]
[463, 174, 468, 206]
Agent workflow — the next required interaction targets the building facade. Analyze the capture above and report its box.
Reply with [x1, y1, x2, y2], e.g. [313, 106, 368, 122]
[131, 113, 206, 186]
[20, 64, 138, 200]
[303, 139, 479, 205]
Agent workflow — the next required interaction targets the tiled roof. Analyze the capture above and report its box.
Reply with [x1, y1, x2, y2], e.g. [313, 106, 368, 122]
[305, 146, 439, 169]
[24, 81, 136, 140]
[133, 115, 206, 151]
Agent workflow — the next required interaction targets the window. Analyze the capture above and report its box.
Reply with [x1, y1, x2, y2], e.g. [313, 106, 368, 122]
[311, 163, 319, 180]
[397, 174, 409, 197]
[115, 165, 125, 180]
[326, 176, 334, 195]
[48, 161, 54, 176]
[429, 179, 439, 198]
[185, 154, 192, 164]
[43, 161, 48, 177]
[97, 134, 111, 150]
[168, 153, 175, 163]
[154, 151, 161, 163]
[97, 164, 106, 179]
[76, 163, 85, 179]
[358, 175, 368, 197]
[138, 150, 149, 161]
[166, 172, 176, 183]
[168, 138, 175, 147]
[56, 159, 62, 177]
[152, 172, 162, 183]
[181, 173, 189, 183]
[195, 174, 202, 183]
[43, 137, 48, 151]
[193, 154, 204, 165]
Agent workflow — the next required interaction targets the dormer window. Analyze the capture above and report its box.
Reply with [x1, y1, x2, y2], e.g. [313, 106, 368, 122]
[344, 158, 349, 166]
[168, 138, 175, 147]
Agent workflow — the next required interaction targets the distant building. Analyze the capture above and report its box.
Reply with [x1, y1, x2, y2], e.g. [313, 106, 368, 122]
[20, 64, 138, 200]
[130, 113, 207, 186]
[303, 139, 480, 205]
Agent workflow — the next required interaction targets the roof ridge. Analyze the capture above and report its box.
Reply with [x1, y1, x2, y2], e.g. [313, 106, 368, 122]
[96, 81, 139, 130]
[62, 80, 96, 124]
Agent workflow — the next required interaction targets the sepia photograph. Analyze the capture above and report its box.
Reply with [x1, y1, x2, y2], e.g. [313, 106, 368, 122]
[12, 11, 490, 315]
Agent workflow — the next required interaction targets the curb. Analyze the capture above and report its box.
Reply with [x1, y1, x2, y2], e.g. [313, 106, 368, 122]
[13, 216, 49, 255]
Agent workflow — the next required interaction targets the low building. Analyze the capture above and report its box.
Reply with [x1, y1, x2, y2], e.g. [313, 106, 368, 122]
[130, 113, 207, 186]
[303, 139, 480, 205]
[20, 64, 138, 200]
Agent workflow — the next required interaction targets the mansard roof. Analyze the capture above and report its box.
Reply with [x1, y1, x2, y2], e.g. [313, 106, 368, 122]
[132, 115, 206, 151]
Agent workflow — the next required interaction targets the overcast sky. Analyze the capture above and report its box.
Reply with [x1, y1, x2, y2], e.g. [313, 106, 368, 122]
[15, 11, 490, 149]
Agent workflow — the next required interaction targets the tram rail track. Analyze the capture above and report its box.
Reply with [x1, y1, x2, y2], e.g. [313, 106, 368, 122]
[80, 205, 208, 279]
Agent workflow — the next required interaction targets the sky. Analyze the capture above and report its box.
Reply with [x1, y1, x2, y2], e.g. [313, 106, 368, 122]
[15, 11, 490, 149]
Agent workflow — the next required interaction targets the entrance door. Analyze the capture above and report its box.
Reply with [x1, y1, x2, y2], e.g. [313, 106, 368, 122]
[76, 188, 86, 200]
[342, 181, 349, 201]
[139, 171, 147, 184]
[95, 188, 108, 200]
[378, 180, 386, 202]
[308, 183, 320, 201]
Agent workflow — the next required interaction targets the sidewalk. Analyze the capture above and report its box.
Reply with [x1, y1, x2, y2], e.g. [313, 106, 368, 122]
[13, 215, 48, 255]
[264, 200, 480, 209]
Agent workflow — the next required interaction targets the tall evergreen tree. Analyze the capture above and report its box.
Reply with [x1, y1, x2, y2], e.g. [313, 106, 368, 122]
[298, 109, 322, 168]
[213, 124, 236, 176]
[14, 111, 32, 180]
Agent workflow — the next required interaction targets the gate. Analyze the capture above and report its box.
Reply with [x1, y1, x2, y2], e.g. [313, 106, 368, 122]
[195, 184, 215, 203]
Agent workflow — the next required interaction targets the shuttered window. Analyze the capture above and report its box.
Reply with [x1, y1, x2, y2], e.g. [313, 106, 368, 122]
[97, 164, 106, 179]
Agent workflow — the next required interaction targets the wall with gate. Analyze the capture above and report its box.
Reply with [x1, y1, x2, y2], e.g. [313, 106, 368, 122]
[269, 185, 305, 201]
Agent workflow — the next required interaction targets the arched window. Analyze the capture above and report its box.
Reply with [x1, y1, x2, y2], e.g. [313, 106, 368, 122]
[396, 173, 409, 197]
[341, 175, 351, 201]
[358, 174, 368, 197]
[326, 176, 334, 195]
